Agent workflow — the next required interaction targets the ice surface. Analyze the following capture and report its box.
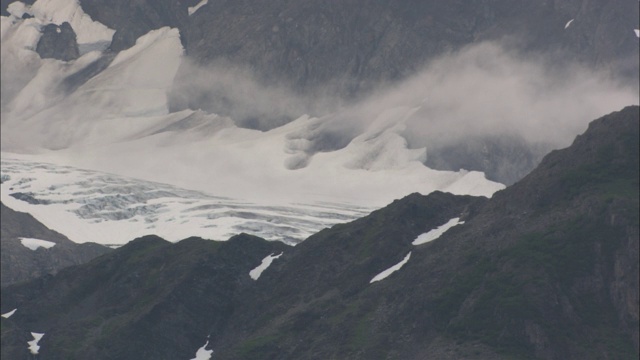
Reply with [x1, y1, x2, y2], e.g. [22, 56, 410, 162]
[370, 252, 411, 283]
[412, 217, 464, 245]
[564, 19, 574, 29]
[188, 0, 209, 16]
[20, 237, 57, 250]
[28, 332, 44, 355]
[1, 308, 17, 318]
[1, 157, 371, 245]
[190, 340, 213, 360]
[249, 253, 283, 280]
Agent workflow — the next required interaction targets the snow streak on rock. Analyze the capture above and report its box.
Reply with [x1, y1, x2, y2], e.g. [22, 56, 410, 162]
[188, 0, 209, 16]
[412, 217, 465, 245]
[190, 340, 213, 360]
[1, 309, 17, 319]
[20, 237, 57, 250]
[249, 253, 283, 280]
[564, 19, 574, 29]
[370, 252, 411, 283]
[28, 332, 45, 355]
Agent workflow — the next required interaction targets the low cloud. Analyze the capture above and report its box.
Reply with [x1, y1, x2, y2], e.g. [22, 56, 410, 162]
[169, 40, 638, 153]
[347, 41, 639, 149]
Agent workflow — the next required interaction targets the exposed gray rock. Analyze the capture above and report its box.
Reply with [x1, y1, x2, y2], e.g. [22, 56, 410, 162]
[35, 22, 80, 62]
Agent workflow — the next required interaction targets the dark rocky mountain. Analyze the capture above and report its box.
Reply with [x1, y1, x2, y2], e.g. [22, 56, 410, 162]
[4, 0, 629, 115]
[1, 202, 111, 287]
[35, 22, 80, 62]
[74, 0, 639, 102]
[1, 106, 637, 359]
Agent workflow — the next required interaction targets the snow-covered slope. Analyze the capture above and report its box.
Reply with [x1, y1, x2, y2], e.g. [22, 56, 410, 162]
[3, 2, 633, 247]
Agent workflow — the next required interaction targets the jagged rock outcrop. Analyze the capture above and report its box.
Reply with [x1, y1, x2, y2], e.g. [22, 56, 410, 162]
[79, 0, 187, 52]
[35, 22, 80, 62]
[1, 202, 110, 287]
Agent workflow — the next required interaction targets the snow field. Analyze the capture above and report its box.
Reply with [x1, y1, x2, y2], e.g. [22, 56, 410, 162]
[20, 237, 57, 250]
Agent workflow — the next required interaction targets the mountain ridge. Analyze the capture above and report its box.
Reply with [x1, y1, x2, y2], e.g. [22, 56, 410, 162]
[1, 201, 111, 287]
[1, 105, 637, 359]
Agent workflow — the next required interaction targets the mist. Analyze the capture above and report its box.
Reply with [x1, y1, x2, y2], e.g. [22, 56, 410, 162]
[168, 40, 638, 153]
[348, 42, 637, 148]
[168, 58, 344, 131]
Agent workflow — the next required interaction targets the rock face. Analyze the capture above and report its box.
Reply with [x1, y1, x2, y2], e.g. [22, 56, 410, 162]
[0, 202, 110, 287]
[35, 22, 80, 62]
[74, 0, 639, 102]
[1, 106, 637, 359]
[424, 134, 551, 185]
[79, 0, 187, 52]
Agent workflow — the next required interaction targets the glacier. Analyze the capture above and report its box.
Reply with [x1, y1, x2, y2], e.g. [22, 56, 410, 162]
[0, 6, 508, 246]
[4, 1, 633, 247]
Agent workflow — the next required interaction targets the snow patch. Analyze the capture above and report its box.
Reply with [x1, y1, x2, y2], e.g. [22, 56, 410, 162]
[20, 237, 56, 250]
[249, 253, 283, 280]
[370, 252, 411, 283]
[188, 0, 209, 16]
[28, 332, 44, 355]
[1, 309, 17, 318]
[190, 340, 213, 360]
[564, 19, 574, 29]
[412, 217, 464, 245]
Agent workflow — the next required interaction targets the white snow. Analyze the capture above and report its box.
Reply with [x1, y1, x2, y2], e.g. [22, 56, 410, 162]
[190, 340, 213, 360]
[7, 2, 30, 18]
[188, 0, 209, 16]
[564, 19, 574, 29]
[635, 29, 639, 38]
[2, 26, 184, 149]
[1, 157, 370, 245]
[412, 217, 464, 245]
[370, 252, 411, 283]
[249, 253, 283, 280]
[28, 332, 44, 355]
[20, 237, 57, 250]
[1, 309, 17, 318]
